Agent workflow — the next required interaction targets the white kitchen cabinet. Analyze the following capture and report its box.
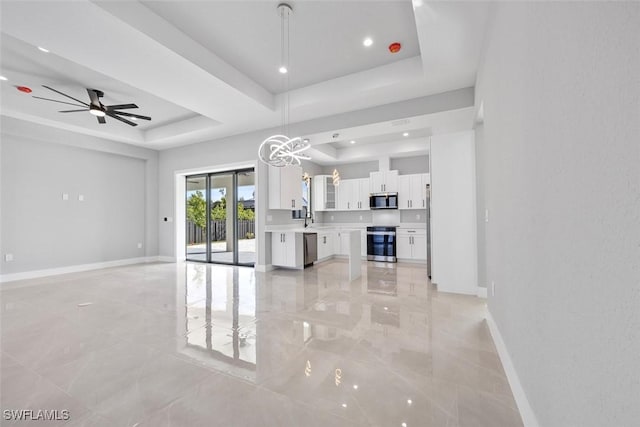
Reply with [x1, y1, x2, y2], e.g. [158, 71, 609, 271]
[354, 178, 370, 210]
[317, 231, 334, 260]
[336, 179, 355, 211]
[360, 227, 368, 257]
[396, 229, 427, 261]
[271, 232, 303, 268]
[333, 228, 366, 257]
[313, 175, 337, 211]
[369, 170, 398, 193]
[269, 165, 303, 210]
[398, 173, 429, 209]
[334, 230, 349, 255]
[336, 178, 369, 211]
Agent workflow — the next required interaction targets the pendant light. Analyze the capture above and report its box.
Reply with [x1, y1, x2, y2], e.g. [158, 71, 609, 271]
[258, 3, 311, 167]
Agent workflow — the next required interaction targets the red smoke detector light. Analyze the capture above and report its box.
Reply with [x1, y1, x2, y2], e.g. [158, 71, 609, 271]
[17, 86, 32, 93]
[388, 42, 401, 53]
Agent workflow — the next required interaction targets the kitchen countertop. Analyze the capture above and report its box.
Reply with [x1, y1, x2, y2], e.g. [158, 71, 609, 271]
[264, 222, 426, 233]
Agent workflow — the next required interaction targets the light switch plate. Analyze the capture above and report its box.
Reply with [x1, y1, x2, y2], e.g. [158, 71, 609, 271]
[78, 194, 84, 201]
[137, 243, 143, 249]
[4, 254, 13, 262]
[62, 193, 69, 201]
[485, 209, 489, 223]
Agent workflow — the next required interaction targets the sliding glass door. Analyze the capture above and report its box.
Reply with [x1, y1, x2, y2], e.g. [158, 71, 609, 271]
[186, 168, 255, 266]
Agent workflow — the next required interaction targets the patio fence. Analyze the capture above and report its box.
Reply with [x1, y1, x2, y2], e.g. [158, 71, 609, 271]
[187, 220, 255, 244]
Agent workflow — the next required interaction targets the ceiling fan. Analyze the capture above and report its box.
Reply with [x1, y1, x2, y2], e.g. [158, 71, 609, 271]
[33, 85, 151, 127]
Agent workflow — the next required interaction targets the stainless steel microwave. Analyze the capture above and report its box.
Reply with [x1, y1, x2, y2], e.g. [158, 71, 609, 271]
[369, 193, 398, 210]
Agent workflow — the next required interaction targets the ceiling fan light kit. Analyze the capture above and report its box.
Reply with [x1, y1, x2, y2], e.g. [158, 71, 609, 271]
[258, 2, 311, 167]
[33, 85, 151, 127]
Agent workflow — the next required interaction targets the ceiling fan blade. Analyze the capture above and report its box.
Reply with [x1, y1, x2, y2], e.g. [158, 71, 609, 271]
[97, 116, 106, 124]
[42, 85, 89, 107]
[112, 111, 151, 121]
[105, 111, 137, 127]
[87, 89, 100, 106]
[32, 96, 86, 108]
[106, 103, 138, 110]
[59, 109, 89, 113]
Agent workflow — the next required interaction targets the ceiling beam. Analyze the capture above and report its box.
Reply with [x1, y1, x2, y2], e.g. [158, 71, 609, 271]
[1, 0, 275, 126]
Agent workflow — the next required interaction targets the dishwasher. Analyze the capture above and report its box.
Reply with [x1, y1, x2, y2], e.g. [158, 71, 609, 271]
[303, 233, 317, 268]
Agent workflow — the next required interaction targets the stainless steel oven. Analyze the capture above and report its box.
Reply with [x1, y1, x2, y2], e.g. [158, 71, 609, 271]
[366, 226, 397, 262]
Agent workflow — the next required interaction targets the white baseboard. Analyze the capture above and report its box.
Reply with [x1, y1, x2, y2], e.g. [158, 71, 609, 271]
[156, 256, 176, 263]
[486, 311, 539, 427]
[477, 286, 488, 298]
[0, 256, 159, 285]
[255, 264, 274, 273]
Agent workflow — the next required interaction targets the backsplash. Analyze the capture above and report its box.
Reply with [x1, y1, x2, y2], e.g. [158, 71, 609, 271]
[312, 209, 427, 225]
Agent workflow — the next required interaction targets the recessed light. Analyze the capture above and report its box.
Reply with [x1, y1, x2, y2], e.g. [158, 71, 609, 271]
[341, 403, 348, 408]
[0, 76, 7, 81]
[38, 46, 50, 53]
[403, 132, 409, 137]
[129, 116, 138, 120]
[350, 140, 356, 144]
[407, 399, 412, 405]
[279, 66, 288, 74]
[401, 423, 408, 427]
[303, 138, 309, 143]
[363, 37, 373, 47]
[353, 384, 359, 390]
[412, 0, 423, 8]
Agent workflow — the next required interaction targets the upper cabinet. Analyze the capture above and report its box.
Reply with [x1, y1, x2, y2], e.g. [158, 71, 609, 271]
[269, 165, 302, 210]
[398, 173, 430, 209]
[313, 175, 337, 211]
[336, 178, 369, 210]
[369, 170, 398, 193]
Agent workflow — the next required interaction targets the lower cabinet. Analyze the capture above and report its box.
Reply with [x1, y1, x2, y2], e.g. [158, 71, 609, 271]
[317, 232, 334, 260]
[396, 229, 427, 261]
[333, 229, 366, 257]
[271, 232, 303, 268]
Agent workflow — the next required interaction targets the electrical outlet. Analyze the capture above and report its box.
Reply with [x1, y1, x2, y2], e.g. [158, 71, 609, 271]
[62, 193, 69, 201]
[416, 214, 421, 220]
[330, 215, 334, 221]
[267, 215, 273, 222]
[78, 194, 84, 202]
[4, 254, 14, 262]
[491, 281, 496, 296]
[359, 215, 363, 220]
[137, 243, 143, 249]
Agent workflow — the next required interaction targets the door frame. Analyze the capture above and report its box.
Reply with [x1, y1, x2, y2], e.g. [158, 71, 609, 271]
[175, 161, 258, 267]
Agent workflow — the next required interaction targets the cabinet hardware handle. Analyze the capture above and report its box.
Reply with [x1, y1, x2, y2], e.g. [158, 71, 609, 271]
[423, 199, 425, 207]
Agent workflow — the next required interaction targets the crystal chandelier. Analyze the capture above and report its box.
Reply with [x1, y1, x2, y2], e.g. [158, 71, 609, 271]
[258, 3, 311, 167]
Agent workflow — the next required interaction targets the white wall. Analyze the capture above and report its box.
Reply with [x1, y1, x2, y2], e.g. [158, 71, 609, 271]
[0, 117, 159, 276]
[430, 131, 477, 295]
[475, 2, 640, 426]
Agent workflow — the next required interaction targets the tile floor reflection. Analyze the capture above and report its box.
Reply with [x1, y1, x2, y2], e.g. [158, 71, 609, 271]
[1, 260, 523, 426]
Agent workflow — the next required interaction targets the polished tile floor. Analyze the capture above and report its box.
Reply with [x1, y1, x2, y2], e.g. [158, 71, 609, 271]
[0, 260, 522, 426]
